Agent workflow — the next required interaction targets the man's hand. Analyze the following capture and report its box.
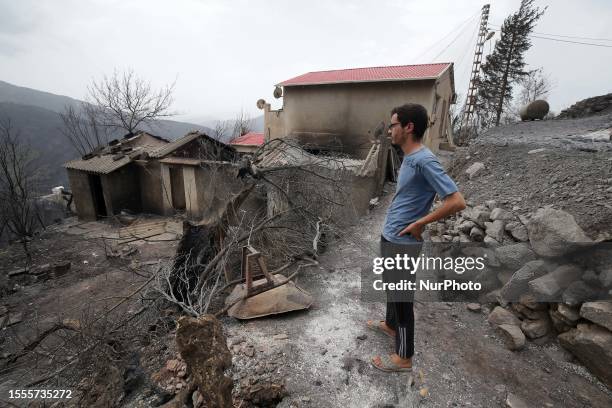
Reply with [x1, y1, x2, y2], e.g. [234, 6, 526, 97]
[398, 221, 424, 241]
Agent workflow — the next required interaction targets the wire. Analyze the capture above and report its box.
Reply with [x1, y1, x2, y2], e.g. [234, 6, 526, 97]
[414, 11, 481, 63]
[432, 15, 480, 61]
[530, 35, 612, 48]
[488, 27, 612, 48]
[488, 23, 612, 42]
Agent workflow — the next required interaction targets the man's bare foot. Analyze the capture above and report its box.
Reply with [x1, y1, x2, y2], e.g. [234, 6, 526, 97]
[366, 320, 396, 337]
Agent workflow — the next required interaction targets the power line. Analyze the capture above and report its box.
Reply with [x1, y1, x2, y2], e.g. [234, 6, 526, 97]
[432, 15, 480, 61]
[414, 11, 481, 63]
[488, 27, 612, 48]
[531, 34, 612, 48]
[488, 23, 612, 42]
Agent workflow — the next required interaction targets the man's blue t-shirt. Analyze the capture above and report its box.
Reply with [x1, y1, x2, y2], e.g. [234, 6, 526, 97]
[382, 146, 458, 244]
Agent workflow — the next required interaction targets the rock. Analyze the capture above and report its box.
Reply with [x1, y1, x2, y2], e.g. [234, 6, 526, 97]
[464, 206, 490, 227]
[580, 301, 612, 331]
[175, 315, 233, 408]
[599, 266, 612, 288]
[581, 269, 600, 286]
[505, 222, 529, 242]
[488, 306, 521, 327]
[558, 323, 612, 388]
[483, 236, 501, 247]
[166, 359, 181, 372]
[562, 281, 601, 307]
[8, 267, 28, 277]
[528, 264, 583, 301]
[506, 393, 529, 408]
[469, 226, 485, 242]
[485, 220, 506, 242]
[272, 333, 288, 340]
[549, 309, 574, 333]
[512, 303, 548, 321]
[495, 243, 536, 271]
[527, 208, 593, 257]
[500, 260, 552, 302]
[467, 303, 481, 312]
[556, 304, 581, 324]
[0, 305, 7, 317]
[518, 293, 547, 310]
[497, 324, 525, 350]
[458, 220, 476, 233]
[520, 318, 550, 339]
[485, 200, 498, 210]
[527, 148, 547, 155]
[490, 208, 515, 221]
[466, 162, 485, 179]
[192, 390, 204, 408]
[356, 334, 367, 341]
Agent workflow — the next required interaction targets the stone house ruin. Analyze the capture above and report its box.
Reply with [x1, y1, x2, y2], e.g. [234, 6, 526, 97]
[260, 62, 456, 155]
[64, 131, 237, 221]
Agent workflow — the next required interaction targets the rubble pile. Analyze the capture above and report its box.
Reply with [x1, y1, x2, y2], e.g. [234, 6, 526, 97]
[558, 93, 612, 119]
[429, 201, 612, 388]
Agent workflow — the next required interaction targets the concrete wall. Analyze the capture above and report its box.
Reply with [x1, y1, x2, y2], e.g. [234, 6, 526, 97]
[67, 169, 97, 221]
[266, 71, 455, 157]
[100, 164, 141, 215]
[266, 165, 378, 226]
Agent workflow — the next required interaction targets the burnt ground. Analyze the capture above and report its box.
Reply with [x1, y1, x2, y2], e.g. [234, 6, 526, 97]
[0, 217, 183, 407]
[450, 115, 612, 240]
[222, 190, 612, 408]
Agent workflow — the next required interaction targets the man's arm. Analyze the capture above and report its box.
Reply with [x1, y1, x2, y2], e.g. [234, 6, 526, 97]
[398, 191, 466, 240]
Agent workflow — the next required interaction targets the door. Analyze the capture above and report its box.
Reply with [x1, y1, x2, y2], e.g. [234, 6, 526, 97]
[88, 174, 107, 218]
[169, 167, 186, 210]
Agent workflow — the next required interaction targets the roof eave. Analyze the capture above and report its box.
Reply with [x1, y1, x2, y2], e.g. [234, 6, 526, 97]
[277, 75, 441, 88]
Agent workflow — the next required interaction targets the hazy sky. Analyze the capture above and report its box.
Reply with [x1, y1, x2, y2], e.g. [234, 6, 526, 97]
[1, 0, 611, 123]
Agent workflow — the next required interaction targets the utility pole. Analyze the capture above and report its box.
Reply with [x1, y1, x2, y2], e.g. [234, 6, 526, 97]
[459, 4, 492, 141]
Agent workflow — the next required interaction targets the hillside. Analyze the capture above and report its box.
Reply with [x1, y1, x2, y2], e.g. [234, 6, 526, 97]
[0, 81, 215, 192]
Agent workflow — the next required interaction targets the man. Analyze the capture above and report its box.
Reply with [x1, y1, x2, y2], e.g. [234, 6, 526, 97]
[368, 103, 466, 372]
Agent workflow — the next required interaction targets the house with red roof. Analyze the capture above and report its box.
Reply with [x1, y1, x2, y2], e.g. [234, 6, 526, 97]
[230, 131, 265, 154]
[258, 63, 455, 157]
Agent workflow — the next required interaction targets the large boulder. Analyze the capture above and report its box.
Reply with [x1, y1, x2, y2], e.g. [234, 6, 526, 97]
[558, 323, 612, 388]
[527, 208, 593, 257]
[528, 264, 583, 301]
[580, 301, 612, 331]
[562, 281, 602, 307]
[494, 243, 536, 271]
[499, 260, 552, 302]
[175, 315, 233, 408]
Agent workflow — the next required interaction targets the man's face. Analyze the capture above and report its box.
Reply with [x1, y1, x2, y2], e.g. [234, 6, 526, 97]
[388, 113, 411, 146]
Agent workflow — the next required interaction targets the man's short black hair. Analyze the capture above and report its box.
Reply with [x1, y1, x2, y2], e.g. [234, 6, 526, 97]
[391, 103, 429, 140]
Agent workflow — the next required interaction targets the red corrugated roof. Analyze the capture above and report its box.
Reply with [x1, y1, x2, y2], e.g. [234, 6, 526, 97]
[278, 63, 452, 87]
[231, 132, 264, 146]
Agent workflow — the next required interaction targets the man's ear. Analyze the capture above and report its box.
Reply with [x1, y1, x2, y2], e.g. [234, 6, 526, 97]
[404, 122, 414, 135]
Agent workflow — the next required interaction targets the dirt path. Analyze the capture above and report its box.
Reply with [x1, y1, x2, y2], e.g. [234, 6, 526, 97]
[223, 191, 612, 407]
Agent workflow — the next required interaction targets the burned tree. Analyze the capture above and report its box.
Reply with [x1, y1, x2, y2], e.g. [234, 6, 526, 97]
[155, 138, 359, 316]
[59, 102, 109, 156]
[0, 116, 42, 258]
[88, 68, 175, 134]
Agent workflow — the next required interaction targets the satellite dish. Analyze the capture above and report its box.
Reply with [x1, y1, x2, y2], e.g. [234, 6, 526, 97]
[256, 99, 266, 110]
[273, 86, 283, 99]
